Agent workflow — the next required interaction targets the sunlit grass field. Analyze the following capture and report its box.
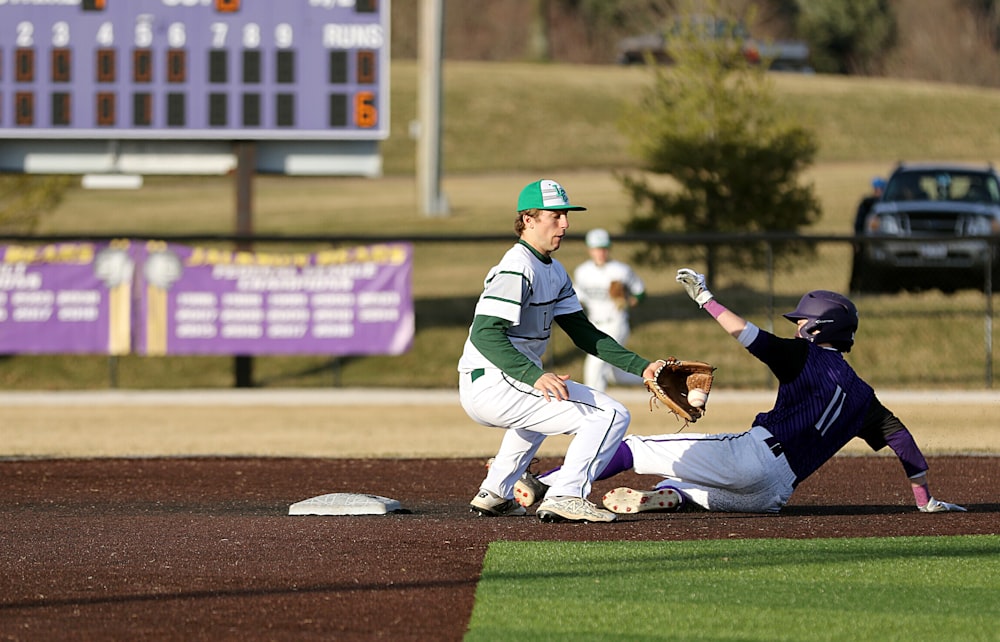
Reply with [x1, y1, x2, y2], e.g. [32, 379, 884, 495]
[5, 61, 1000, 389]
[466, 536, 1000, 642]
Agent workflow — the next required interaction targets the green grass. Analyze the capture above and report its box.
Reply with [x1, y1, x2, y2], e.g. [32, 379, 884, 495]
[466, 536, 1000, 641]
[391, 62, 1000, 174]
[7, 61, 1000, 389]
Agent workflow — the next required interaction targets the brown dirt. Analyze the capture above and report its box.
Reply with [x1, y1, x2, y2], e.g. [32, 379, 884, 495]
[1, 455, 995, 641]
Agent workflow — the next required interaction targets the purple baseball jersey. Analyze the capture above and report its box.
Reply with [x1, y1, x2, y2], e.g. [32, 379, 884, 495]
[745, 331, 925, 485]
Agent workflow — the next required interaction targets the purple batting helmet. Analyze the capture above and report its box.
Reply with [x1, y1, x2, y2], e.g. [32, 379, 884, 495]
[783, 290, 859, 352]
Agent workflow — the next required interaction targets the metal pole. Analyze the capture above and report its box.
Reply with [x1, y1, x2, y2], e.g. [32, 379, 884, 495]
[986, 247, 994, 389]
[234, 141, 255, 388]
[108, 355, 119, 389]
[417, 0, 448, 216]
[766, 240, 774, 333]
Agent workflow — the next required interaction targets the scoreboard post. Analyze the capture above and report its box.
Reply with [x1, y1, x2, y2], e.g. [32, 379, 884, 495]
[0, 0, 390, 177]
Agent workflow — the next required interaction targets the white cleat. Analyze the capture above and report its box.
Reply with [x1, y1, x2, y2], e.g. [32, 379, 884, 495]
[602, 487, 683, 514]
[537, 496, 616, 523]
[469, 489, 527, 517]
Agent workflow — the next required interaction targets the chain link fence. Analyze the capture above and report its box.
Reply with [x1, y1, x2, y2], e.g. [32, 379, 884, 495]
[0, 233, 996, 390]
[596, 235, 998, 390]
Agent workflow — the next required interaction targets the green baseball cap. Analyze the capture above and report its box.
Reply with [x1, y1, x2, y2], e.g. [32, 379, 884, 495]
[517, 179, 587, 212]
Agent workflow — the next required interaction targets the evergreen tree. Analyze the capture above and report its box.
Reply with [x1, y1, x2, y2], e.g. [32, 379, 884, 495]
[795, 0, 896, 75]
[618, 2, 821, 281]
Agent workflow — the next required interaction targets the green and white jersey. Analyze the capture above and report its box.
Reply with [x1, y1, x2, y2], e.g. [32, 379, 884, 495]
[459, 241, 582, 373]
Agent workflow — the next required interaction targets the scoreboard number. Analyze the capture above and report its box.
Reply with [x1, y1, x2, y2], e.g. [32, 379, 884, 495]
[133, 49, 153, 83]
[96, 92, 115, 126]
[97, 49, 115, 83]
[355, 91, 376, 129]
[167, 50, 187, 83]
[52, 48, 71, 83]
[16, 49, 34, 82]
[15, 92, 33, 126]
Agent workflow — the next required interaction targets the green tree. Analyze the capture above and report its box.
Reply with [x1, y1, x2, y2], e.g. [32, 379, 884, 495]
[794, 0, 896, 75]
[0, 175, 74, 233]
[618, 2, 821, 281]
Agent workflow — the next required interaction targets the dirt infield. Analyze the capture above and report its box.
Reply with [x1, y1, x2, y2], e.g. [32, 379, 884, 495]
[1, 390, 997, 640]
[1, 455, 997, 641]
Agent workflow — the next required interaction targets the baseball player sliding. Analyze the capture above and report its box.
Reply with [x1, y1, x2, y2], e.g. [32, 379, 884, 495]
[457, 179, 667, 523]
[518, 269, 966, 515]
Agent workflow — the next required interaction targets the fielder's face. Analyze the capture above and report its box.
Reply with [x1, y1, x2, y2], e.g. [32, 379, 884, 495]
[523, 209, 570, 256]
[588, 246, 610, 266]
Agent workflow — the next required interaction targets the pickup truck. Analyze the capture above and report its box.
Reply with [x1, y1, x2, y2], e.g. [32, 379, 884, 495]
[616, 18, 812, 72]
[850, 162, 1000, 293]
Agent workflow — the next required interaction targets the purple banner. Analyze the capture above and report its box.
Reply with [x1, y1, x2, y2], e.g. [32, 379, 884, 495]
[0, 240, 414, 357]
[0, 241, 134, 355]
[132, 241, 414, 356]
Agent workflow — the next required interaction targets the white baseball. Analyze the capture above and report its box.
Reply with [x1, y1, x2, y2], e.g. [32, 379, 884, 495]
[688, 389, 708, 408]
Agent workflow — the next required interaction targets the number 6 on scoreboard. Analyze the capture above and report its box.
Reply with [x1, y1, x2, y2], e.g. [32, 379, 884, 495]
[354, 91, 377, 128]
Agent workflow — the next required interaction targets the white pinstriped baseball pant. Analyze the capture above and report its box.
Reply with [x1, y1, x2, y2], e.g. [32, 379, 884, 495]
[460, 367, 630, 500]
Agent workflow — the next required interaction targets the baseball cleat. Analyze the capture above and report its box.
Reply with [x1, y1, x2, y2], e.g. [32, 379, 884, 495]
[536, 496, 616, 523]
[485, 457, 550, 507]
[469, 489, 527, 517]
[514, 469, 550, 507]
[602, 487, 683, 514]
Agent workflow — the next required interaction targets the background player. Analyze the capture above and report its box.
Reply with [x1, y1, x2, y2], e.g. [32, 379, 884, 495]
[573, 228, 647, 391]
[854, 176, 886, 234]
[850, 175, 886, 292]
[594, 270, 966, 514]
[457, 179, 667, 523]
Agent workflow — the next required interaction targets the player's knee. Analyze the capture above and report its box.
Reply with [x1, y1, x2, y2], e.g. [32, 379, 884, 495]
[612, 404, 631, 433]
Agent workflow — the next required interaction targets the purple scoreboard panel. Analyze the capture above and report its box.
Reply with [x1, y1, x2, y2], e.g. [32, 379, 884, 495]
[0, 0, 389, 141]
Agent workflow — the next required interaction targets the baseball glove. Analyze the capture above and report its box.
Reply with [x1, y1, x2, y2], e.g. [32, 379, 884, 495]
[608, 280, 628, 310]
[644, 358, 716, 424]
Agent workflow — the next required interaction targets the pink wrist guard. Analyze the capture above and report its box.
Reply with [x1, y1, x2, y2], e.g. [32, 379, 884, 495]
[703, 299, 727, 319]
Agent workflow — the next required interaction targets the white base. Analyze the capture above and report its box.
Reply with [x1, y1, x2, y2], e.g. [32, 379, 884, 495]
[288, 493, 402, 516]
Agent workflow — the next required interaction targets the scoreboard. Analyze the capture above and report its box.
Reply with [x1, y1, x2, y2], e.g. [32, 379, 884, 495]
[0, 0, 390, 175]
[0, 0, 389, 140]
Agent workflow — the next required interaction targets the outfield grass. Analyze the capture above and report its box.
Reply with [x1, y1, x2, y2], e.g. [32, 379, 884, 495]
[6, 62, 1000, 389]
[36, 62, 1000, 235]
[386, 62, 1000, 174]
[466, 536, 1000, 641]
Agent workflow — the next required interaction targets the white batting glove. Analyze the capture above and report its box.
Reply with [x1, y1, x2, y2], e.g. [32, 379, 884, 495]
[919, 497, 967, 513]
[676, 268, 714, 307]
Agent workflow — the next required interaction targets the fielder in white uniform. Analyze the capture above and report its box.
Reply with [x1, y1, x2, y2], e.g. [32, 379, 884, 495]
[458, 178, 666, 523]
[573, 228, 646, 391]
